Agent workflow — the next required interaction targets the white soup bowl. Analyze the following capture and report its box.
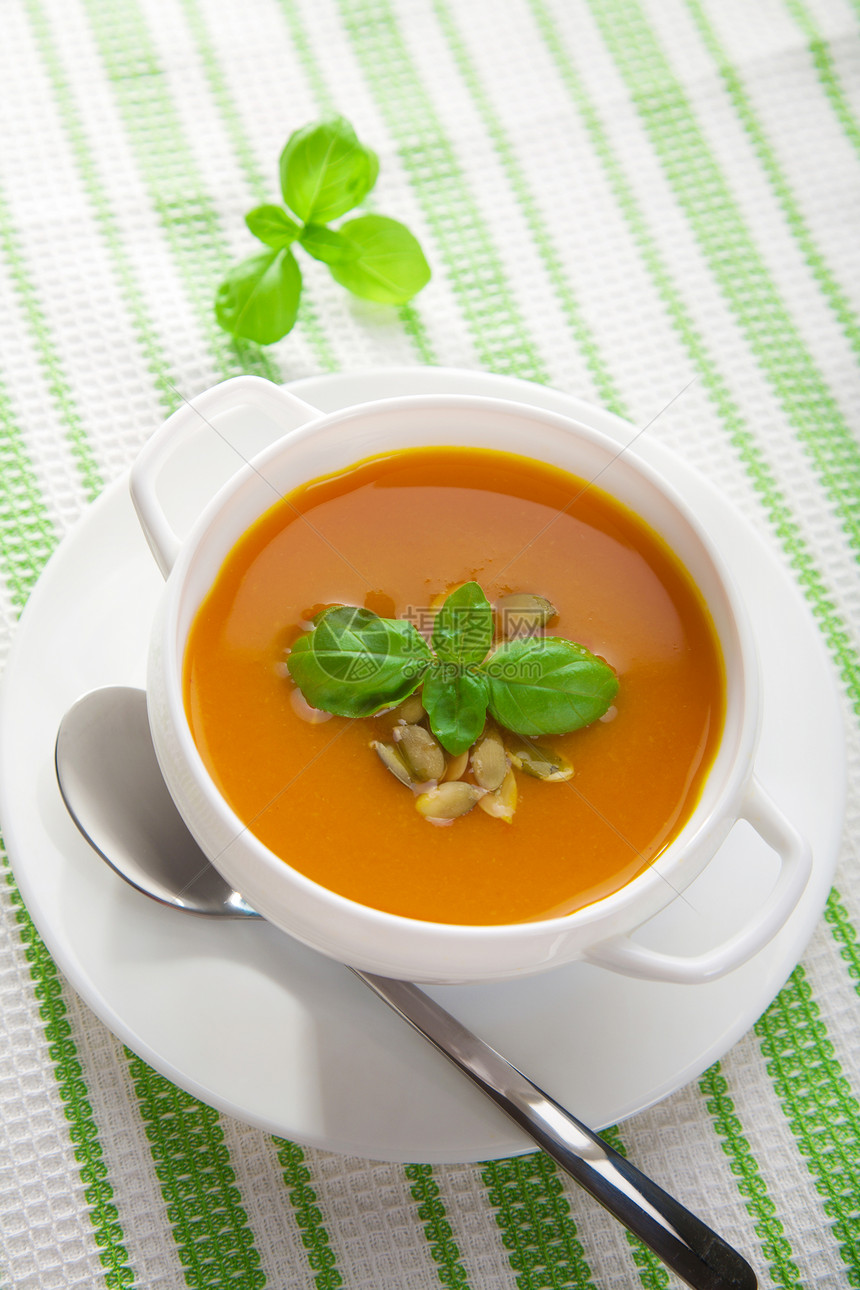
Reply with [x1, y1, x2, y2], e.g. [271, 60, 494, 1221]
[130, 375, 810, 984]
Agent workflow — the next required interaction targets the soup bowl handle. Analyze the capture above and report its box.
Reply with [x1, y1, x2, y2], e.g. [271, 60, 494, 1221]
[583, 777, 811, 984]
[130, 375, 321, 578]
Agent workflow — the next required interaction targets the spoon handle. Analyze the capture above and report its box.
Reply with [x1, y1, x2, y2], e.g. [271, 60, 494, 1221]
[356, 970, 757, 1290]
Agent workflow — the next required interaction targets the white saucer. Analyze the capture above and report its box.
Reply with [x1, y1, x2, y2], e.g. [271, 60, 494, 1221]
[0, 368, 845, 1163]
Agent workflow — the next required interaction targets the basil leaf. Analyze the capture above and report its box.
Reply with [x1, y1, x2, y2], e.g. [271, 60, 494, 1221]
[483, 638, 618, 737]
[279, 117, 379, 223]
[287, 605, 431, 718]
[299, 223, 359, 266]
[422, 663, 489, 756]
[245, 204, 301, 249]
[214, 248, 301, 344]
[329, 214, 431, 304]
[432, 581, 493, 666]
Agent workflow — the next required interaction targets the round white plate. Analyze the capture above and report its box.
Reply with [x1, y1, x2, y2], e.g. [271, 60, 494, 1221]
[0, 368, 845, 1163]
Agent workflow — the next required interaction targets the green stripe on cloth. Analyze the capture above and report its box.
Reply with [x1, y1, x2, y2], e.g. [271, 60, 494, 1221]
[0, 187, 102, 502]
[784, 0, 860, 157]
[699, 1064, 801, 1286]
[755, 966, 860, 1278]
[2, 851, 136, 1287]
[127, 1055, 265, 1288]
[684, 0, 860, 366]
[0, 386, 57, 609]
[173, 0, 340, 374]
[586, 0, 860, 559]
[273, 0, 437, 363]
[23, 0, 183, 418]
[0, 392, 134, 1280]
[405, 1164, 472, 1288]
[397, 301, 438, 364]
[430, 0, 626, 414]
[824, 889, 860, 994]
[275, 0, 337, 115]
[594, 1126, 670, 1288]
[274, 1140, 342, 1290]
[79, 0, 283, 385]
[333, 0, 550, 384]
[482, 1154, 598, 1289]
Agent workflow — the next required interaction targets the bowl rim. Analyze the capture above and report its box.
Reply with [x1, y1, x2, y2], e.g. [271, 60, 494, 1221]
[149, 390, 761, 955]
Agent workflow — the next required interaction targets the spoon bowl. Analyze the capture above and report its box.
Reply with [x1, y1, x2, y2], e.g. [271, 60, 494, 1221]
[55, 686, 257, 917]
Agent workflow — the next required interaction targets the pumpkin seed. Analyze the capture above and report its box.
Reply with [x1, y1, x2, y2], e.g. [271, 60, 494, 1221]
[289, 685, 334, 724]
[478, 767, 518, 822]
[507, 737, 573, 782]
[371, 740, 416, 787]
[497, 593, 557, 639]
[391, 691, 425, 724]
[394, 723, 446, 782]
[415, 781, 484, 821]
[471, 726, 507, 790]
[442, 749, 469, 781]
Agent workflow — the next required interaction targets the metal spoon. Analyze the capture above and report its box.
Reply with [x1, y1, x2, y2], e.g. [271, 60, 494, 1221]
[56, 685, 757, 1290]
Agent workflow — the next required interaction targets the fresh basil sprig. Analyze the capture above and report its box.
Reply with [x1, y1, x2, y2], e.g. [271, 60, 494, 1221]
[286, 583, 618, 755]
[215, 117, 431, 344]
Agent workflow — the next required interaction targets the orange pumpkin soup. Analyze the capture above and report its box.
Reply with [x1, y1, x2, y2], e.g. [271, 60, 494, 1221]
[183, 446, 724, 925]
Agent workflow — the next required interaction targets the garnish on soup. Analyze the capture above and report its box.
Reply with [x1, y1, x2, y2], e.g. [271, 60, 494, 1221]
[286, 581, 618, 825]
[214, 116, 431, 345]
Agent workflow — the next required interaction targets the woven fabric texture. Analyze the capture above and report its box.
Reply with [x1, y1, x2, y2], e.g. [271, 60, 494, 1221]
[1, 0, 859, 1286]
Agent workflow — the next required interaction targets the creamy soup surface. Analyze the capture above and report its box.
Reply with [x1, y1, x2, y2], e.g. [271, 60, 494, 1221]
[183, 446, 725, 925]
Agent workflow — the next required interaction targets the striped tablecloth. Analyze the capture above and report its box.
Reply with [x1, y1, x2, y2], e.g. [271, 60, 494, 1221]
[1, 0, 858, 1286]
